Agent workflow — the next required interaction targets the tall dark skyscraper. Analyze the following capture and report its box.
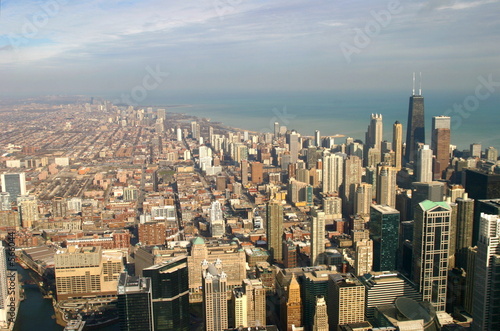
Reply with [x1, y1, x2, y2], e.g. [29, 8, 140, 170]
[369, 204, 400, 271]
[142, 257, 190, 331]
[117, 273, 154, 331]
[405, 74, 425, 164]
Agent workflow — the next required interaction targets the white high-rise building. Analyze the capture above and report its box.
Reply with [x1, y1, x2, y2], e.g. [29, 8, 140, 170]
[209, 201, 225, 238]
[413, 200, 451, 312]
[322, 153, 344, 194]
[471, 213, 500, 331]
[416, 145, 433, 183]
[311, 209, 326, 266]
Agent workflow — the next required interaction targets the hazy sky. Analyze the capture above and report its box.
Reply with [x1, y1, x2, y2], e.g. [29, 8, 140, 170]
[0, 0, 499, 97]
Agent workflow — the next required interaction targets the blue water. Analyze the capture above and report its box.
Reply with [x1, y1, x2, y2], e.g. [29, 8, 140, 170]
[13, 265, 119, 331]
[142, 90, 500, 151]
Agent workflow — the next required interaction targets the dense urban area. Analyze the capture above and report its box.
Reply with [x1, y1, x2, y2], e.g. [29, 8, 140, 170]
[0, 93, 499, 331]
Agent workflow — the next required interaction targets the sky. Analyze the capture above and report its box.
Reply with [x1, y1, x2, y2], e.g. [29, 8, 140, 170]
[0, 0, 499, 97]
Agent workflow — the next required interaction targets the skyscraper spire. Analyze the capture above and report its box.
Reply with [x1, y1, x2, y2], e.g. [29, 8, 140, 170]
[412, 72, 416, 95]
[419, 72, 422, 95]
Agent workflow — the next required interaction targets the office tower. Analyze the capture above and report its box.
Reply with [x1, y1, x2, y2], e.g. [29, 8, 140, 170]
[471, 213, 500, 331]
[288, 131, 300, 164]
[123, 186, 138, 202]
[55, 246, 123, 300]
[301, 270, 337, 330]
[142, 257, 189, 331]
[117, 273, 154, 331]
[242, 279, 266, 327]
[282, 274, 302, 331]
[376, 166, 397, 208]
[416, 145, 433, 183]
[354, 239, 373, 276]
[322, 153, 344, 194]
[312, 296, 329, 331]
[266, 201, 283, 262]
[431, 116, 451, 179]
[233, 287, 247, 328]
[470, 143, 482, 158]
[251, 162, 264, 184]
[1, 173, 26, 201]
[187, 238, 246, 303]
[354, 183, 372, 215]
[464, 246, 477, 315]
[360, 271, 421, 319]
[274, 122, 280, 137]
[455, 195, 474, 269]
[405, 76, 425, 163]
[323, 196, 342, 220]
[393, 121, 403, 171]
[209, 201, 225, 238]
[412, 200, 451, 311]
[369, 205, 400, 271]
[327, 273, 365, 328]
[411, 181, 445, 215]
[202, 260, 229, 331]
[486, 146, 498, 162]
[464, 169, 500, 200]
[311, 209, 326, 266]
[343, 156, 362, 215]
[366, 114, 383, 159]
[314, 130, 321, 147]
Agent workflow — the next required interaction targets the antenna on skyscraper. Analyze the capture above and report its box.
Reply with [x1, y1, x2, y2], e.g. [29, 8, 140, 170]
[419, 72, 422, 95]
[412, 72, 416, 95]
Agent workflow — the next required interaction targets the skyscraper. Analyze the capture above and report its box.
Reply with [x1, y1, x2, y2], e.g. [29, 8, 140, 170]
[455, 195, 474, 269]
[471, 213, 500, 331]
[283, 274, 302, 331]
[369, 205, 400, 271]
[470, 143, 482, 158]
[327, 273, 365, 328]
[288, 131, 300, 164]
[315, 130, 321, 147]
[322, 153, 344, 194]
[241, 159, 249, 186]
[354, 239, 373, 276]
[312, 296, 329, 331]
[242, 279, 266, 327]
[376, 166, 397, 208]
[209, 201, 225, 238]
[310, 208, 326, 266]
[142, 257, 190, 330]
[342, 155, 362, 216]
[1, 173, 26, 203]
[202, 260, 229, 331]
[416, 144, 433, 183]
[412, 200, 451, 312]
[393, 121, 403, 171]
[405, 77, 425, 163]
[117, 273, 154, 331]
[266, 201, 283, 262]
[431, 116, 451, 180]
[366, 114, 383, 154]
[354, 183, 372, 215]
